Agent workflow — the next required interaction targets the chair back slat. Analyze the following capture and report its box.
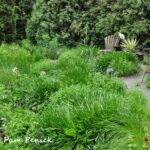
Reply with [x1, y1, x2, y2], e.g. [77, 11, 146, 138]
[105, 35, 120, 50]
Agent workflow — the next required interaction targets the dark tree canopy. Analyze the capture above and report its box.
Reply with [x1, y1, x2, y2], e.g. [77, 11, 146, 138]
[0, 0, 150, 47]
[26, 0, 150, 46]
[0, 0, 35, 43]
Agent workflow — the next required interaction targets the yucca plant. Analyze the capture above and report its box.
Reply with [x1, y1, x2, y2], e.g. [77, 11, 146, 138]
[121, 38, 139, 51]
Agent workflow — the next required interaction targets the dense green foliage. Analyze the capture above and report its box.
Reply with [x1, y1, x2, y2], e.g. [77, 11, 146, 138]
[144, 57, 150, 88]
[96, 51, 140, 76]
[1, 0, 150, 47]
[146, 66, 150, 88]
[0, 44, 150, 149]
[33, 86, 148, 149]
[0, 0, 34, 43]
[1, 1, 150, 149]
[26, 0, 150, 46]
[146, 75, 150, 88]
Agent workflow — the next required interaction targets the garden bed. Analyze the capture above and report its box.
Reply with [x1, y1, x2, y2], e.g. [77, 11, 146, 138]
[0, 44, 150, 149]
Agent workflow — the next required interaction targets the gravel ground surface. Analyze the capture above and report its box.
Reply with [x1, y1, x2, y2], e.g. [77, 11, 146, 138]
[122, 64, 150, 103]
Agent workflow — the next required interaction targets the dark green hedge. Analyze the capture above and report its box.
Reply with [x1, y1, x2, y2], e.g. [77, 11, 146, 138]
[1, 0, 150, 46]
[0, 0, 35, 43]
[26, 0, 150, 46]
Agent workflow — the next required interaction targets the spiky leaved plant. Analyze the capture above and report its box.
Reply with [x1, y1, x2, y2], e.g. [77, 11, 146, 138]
[121, 38, 139, 51]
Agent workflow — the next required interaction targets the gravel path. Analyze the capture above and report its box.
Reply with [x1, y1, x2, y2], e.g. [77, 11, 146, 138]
[122, 64, 150, 102]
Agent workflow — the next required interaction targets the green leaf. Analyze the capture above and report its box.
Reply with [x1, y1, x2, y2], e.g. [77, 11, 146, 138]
[65, 128, 77, 137]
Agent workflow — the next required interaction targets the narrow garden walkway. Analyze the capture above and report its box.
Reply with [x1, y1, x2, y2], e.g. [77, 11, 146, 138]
[122, 64, 150, 102]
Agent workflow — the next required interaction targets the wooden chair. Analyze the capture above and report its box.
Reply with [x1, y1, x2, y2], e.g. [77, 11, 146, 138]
[102, 35, 120, 52]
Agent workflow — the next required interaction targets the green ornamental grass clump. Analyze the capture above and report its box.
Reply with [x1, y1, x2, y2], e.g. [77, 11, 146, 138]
[96, 51, 139, 76]
[30, 59, 58, 76]
[30, 74, 149, 150]
[57, 51, 90, 85]
[144, 64, 150, 89]
[0, 44, 35, 73]
[146, 74, 150, 88]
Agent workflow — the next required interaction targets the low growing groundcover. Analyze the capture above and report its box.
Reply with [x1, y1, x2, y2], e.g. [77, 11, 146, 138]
[0, 43, 150, 149]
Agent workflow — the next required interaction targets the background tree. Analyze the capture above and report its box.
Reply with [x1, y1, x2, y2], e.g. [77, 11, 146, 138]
[26, 0, 150, 47]
[0, 0, 35, 43]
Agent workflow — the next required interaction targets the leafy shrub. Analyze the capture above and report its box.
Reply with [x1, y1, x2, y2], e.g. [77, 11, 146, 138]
[21, 38, 60, 60]
[0, 104, 36, 137]
[20, 39, 47, 61]
[20, 39, 33, 51]
[39, 36, 60, 60]
[0, 0, 34, 43]
[96, 51, 139, 76]
[0, 143, 32, 150]
[0, 75, 35, 107]
[1, 75, 61, 108]
[27, 0, 150, 46]
[0, 104, 35, 149]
